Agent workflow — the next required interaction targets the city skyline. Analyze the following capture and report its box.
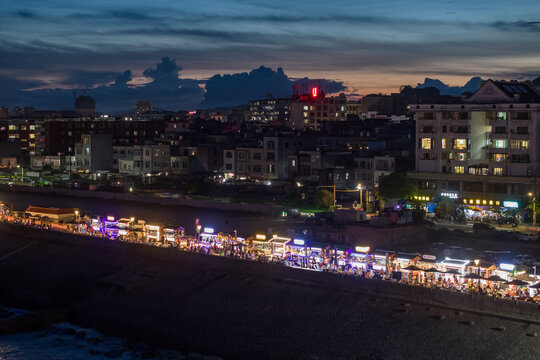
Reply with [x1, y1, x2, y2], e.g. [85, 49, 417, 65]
[2, 1, 540, 110]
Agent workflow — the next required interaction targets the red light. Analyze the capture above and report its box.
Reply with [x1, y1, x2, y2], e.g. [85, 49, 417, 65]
[312, 87, 318, 97]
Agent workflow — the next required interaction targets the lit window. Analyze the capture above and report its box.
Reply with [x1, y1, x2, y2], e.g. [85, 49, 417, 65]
[457, 153, 467, 161]
[421, 138, 432, 149]
[492, 154, 507, 162]
[496, 112, 507, 121]
[493, 168, 503, 175]
[454, 166, 465, 174]
[454, 139, 467, 150]
[492, 140, 507, 149]
[441, 139, 446, 149]
[510, 140, 528, 149]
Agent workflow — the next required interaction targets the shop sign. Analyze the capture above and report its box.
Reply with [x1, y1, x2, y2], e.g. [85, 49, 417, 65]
[502, 201, 518, 208]
[499, 263, 515, 271]
[441, 192, 458, 199]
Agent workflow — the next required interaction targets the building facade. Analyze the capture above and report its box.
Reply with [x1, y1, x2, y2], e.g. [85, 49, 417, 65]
[408, 80, 540, 207]
[289, 89, 347, 130]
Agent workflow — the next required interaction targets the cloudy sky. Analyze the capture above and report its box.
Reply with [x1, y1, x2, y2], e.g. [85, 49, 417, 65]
[1, 0, 540, 111]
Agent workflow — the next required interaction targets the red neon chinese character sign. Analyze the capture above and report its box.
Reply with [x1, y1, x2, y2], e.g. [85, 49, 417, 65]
[311, 87, 318, 98]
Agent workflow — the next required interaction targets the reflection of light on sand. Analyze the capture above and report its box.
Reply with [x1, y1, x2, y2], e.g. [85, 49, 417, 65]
[0, 321, 199, 359]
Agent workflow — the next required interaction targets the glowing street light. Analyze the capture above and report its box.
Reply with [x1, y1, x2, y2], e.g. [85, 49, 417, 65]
[357, 183, 363, 210]
[528, 192, 536, 226]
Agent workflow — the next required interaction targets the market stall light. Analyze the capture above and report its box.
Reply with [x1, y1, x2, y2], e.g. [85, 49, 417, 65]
[495, 201, 500, 206]
[463, 199, 467, 204]
[489, 200, 493, 205]
[107, 216, 115, 221]
[482, 200, 487, 205]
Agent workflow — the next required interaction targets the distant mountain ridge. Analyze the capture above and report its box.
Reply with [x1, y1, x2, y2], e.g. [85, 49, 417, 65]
[415, 77, 483, 97]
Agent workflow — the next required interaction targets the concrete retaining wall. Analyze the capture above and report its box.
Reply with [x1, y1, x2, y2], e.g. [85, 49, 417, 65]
[0, 184, 283, 215]
[0, 223, 537, 323]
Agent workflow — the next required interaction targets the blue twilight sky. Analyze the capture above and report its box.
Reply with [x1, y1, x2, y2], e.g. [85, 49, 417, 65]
[1, 0, 540, 111]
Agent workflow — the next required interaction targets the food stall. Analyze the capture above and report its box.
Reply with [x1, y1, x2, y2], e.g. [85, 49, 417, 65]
[164, 226, 185, 243]
[370, 249, 395, 273]
[393, 252, 421, 271]
[467, 259, 497, 278]
[101, 216, 119, 239]
[350, 246, 370, 270]
[251, 234, 272, 258]
[287, 239, 309, 267]
[269, 235, 290, 260]
[199, 227, 218, 248]
[416, 254, 438, 271]
[333, 245, 352, 268]
[437, 257, 470, 278]
[307, 242, 328, 270]
[145, 224, 162, 243]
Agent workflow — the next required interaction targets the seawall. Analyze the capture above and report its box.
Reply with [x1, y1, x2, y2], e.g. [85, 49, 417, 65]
[0, 223, 539, 359]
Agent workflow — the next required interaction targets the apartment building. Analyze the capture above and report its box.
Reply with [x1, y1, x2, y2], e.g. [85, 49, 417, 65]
[73, 134, 113, 173]
[408, 79, 540, 207]
[249, 98, 290, 123]
[114, 144, 170, 176]
[289, 88, 347, 130]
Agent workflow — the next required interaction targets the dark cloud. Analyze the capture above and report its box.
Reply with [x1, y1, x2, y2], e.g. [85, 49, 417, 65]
[143, 57, 183, 87]
[0, 60, 347, 112]
[416, 76, 483, 96]
[107, 10, 155, 21]
[0, 58, 204, 112]
[13, 10, 38, 19]
[112, 70, 132, 88]
[492, 20, 540, 32]
[62, 70, 121, 88]
[202, 66, 346, 108]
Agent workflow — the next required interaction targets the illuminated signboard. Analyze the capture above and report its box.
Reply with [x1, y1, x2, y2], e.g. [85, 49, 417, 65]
[502, 201, 518, 208]
[106, 216, 115, 221]
[203, 227, 214, 234]
[255, 234, 266, 240]
[499, 263, 515, 271]
[311, 87, 318, 97]
[355, 246, 370, 253]
[293, 239, 305, 246]
[441, 192, 458, 199]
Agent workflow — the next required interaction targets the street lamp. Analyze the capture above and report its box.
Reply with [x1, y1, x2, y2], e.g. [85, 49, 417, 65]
[528, 192, 536, 226]
[357, 184, 363, 210]
[74, 210, 79, 223]
[17, 165, 24, 183]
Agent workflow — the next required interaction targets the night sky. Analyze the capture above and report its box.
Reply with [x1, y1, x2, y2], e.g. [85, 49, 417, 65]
[1, 0, 540, 111]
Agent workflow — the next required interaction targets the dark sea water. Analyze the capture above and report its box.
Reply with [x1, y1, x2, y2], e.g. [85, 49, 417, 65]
[0, 307, 220, 360]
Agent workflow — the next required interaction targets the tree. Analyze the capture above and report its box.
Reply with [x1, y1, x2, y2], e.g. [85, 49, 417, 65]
[376, 173, 418, 202]
[434, 198, 457, 218]
[314, 189, 334, 209]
